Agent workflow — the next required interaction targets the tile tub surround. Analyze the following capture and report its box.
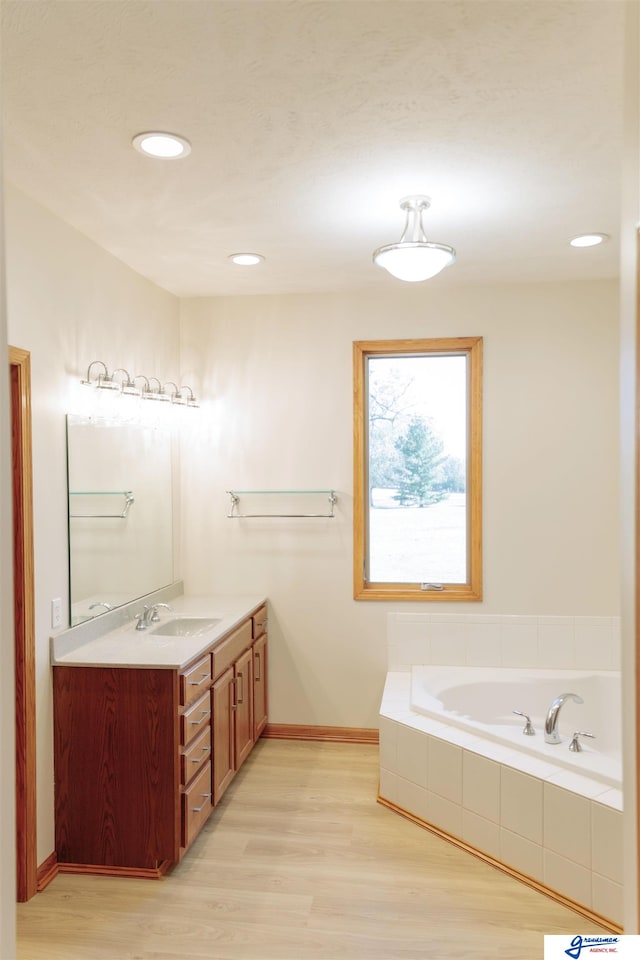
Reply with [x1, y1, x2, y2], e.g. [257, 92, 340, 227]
[379, 672, 623, 928]
[387, 613, 621, 672]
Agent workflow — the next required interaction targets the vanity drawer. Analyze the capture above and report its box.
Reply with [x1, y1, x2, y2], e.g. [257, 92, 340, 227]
[252, 605, 268, 639]
[182, 760, 213, 849]
[181, 690, 211, 746]
[212, 620, 252, 679]
[180, 654, 212, 708]
[181, 726, 211, 786]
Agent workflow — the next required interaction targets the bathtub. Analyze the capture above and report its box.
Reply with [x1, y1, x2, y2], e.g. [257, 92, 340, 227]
[410, 665, 622, 789]
[379, 666, 624, 926]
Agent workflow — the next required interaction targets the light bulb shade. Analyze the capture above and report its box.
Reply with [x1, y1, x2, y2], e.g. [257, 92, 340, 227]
[96, 376, 121, 391]
[373, 241, 456, 282]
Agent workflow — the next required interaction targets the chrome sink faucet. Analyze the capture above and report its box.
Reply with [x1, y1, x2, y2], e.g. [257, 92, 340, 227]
[544, 692, 584, 744]
[134, 602, 173, 630]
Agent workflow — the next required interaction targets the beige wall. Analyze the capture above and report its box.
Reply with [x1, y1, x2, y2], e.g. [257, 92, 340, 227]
[4, 184, 181, 864]
[0, 183, 624, 930]
[179, 280, 620, 729]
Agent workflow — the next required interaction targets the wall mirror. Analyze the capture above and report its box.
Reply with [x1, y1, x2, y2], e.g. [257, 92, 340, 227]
[66, 414, 174, 626]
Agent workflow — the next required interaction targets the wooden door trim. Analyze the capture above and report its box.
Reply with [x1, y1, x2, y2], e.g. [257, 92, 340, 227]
[10, 345, 37, 901]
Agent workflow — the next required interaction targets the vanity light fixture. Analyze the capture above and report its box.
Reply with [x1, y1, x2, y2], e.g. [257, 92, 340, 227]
[173, 385, 199, 408]
[112, 368, 142, 397]
[228, 253, 264, 266]
[373, 195, 456, 282]
[569, 233, 609, 248]
[163, 381, 180, 402]
[80, 362, 200, 409]
[132, 131, 191, 159]
[81, 360, 120, 391]
[143, 377, 172, 402]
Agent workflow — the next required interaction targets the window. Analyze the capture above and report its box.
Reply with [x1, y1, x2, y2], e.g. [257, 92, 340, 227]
[353, 337, 482, 601]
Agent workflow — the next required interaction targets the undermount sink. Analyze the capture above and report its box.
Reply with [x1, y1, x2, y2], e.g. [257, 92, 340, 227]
[149, 617, 221, 638]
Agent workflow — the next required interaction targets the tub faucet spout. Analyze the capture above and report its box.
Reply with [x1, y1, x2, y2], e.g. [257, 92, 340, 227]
[544, 692, 584, 744]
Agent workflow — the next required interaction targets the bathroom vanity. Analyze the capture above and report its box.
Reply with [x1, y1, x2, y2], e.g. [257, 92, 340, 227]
[51, 595, 267, 877]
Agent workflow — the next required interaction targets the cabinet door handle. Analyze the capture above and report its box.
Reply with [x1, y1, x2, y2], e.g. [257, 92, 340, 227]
[237, 671, 244, 704]
[191, 793, 212, 813]
[189, 709, 211, 725]
[190, 746, 211, 763]
[232, 678, 237, 711]
[188, 674, 210, 687]
[254, 651, 261, 681]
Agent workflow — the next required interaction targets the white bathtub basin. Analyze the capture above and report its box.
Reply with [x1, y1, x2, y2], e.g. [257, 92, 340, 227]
[410, 665, 622, 788]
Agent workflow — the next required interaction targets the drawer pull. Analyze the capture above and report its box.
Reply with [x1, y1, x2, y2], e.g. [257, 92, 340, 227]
[190, 746, 211, 763]
[191, 793, 212, 813]
[237, 671, 244, 704]
[254, 651, 261, 681]
[188, 673, 210, 687]
[189, 709, 211, 725]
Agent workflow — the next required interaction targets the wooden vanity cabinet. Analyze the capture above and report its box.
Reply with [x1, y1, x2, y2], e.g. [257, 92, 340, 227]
[252, 606, 268, 740]
[53, 665, 180, 873]
[211, 622, 255, 804]
[53, 605, 267, 876]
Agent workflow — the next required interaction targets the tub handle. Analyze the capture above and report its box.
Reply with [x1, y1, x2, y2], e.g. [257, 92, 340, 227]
[513, 710, 536, 736]
[569, 731, 596, 753]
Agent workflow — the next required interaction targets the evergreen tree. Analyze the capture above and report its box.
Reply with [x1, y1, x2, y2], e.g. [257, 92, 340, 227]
[393, 416, 448, 506]
[436, 455, 466, 494]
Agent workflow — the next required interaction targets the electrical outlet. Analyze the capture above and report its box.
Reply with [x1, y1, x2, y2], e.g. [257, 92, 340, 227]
[51, 597, 62, 630]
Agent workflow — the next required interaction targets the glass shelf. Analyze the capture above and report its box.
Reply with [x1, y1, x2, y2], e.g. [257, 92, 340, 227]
[226, 489, 337, 519]
[69, 490, 135, 519]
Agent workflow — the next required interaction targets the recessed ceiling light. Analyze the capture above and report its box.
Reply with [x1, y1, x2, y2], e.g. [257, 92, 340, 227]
[569, 233, 609, 248]
[228, 253, 265, 266]
[132, 132, 191, 159]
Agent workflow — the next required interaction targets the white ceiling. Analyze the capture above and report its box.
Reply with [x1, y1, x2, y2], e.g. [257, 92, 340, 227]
[1, 0, 626, 298]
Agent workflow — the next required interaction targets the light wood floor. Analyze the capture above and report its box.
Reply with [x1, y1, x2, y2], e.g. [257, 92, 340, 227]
[17, 740, 608, 960]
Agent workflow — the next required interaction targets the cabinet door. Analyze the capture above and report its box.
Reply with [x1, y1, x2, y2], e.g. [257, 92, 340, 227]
[212, 668, 234, 805]
[252, 605, 268, 638]
[253, 634, 268, 740]
[234, 647, 254, 768]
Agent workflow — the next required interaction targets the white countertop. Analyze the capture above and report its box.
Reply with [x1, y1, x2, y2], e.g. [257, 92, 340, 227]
[51, 594, 266, 670]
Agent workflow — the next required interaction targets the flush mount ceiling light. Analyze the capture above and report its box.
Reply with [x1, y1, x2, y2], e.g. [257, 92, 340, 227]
[373, 195, 456, 282]
[228, 253, 265, 266]
[132, 132, 191, 159]
[569, 233, 609, 248]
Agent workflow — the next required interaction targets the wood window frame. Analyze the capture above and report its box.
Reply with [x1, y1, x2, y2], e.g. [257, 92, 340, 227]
[353, 336, 483, 602]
